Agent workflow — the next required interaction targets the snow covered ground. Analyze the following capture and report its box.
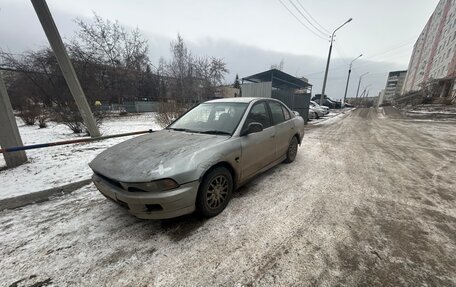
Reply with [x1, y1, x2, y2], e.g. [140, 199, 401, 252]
[0, 109, 347, 201]
[1, 108, 455, 286]
[309, 108, 354, 126]
[405, 104, 456, 114]
[0, 114, 161, 200]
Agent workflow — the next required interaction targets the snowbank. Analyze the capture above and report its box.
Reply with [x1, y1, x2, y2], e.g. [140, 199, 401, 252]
[0, 114, 161, 200]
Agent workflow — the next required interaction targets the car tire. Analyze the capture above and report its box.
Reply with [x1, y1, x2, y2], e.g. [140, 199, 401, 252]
[196, 166, 233, 217]
[284, 136, 298, 163]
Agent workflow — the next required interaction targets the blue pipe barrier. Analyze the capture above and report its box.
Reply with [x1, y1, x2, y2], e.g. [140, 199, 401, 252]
[0, 129, 153, 153]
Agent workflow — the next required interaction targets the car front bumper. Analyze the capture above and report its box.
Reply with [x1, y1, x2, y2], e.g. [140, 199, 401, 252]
[92, 173, 199, 219]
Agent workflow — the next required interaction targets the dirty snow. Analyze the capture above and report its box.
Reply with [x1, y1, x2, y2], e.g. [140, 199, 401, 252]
[0, 114, 161, 200]
[0, 109, 345, 201]
[1, 108, 455, 286]
[311, 108, 354, 126]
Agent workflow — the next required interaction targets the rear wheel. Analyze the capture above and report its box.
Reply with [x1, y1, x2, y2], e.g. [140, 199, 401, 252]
[196, 167, 233, 217]
[284, 136, 298, 163]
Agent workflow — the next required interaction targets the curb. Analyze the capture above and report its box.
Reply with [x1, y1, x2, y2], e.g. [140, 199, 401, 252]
[0, 179, 92, 211]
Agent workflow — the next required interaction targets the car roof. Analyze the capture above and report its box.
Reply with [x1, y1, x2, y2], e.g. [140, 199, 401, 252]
[205, 97, 274, 104]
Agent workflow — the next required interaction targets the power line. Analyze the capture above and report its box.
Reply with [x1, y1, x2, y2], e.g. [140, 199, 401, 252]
[304, 39, 416, 77]
[287, 0, 330, 38]
[360, 37, 417, 62]
[334, 45, 351, 66]
[277, 0, 329, 41]
[295, 0, 331, 35]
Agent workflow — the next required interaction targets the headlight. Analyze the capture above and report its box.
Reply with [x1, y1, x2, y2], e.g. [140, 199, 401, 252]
[127, 179, 179, 192]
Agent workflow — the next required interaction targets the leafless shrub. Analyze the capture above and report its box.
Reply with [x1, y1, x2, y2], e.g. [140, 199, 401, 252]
[52, 104, 105, 135]
[155, 101, 192, 127]
[19, 103, 40, 125]
[37, 115, 48, 128]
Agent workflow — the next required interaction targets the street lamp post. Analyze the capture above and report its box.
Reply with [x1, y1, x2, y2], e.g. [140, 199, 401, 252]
[320, 18, 353, 106]
[342, 54, 362, 107]
[355, 72, 369, 99]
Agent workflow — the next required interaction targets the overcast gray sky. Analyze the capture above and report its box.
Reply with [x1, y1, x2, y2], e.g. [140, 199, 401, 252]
[0, 0, 440, 98]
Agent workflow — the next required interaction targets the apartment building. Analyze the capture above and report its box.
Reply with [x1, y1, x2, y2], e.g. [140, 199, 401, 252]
[402, 0, 456, 98]
[384, 70, 407, 102]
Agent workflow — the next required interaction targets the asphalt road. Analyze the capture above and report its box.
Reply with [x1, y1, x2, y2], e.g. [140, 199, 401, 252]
[1, 108, 455, 286]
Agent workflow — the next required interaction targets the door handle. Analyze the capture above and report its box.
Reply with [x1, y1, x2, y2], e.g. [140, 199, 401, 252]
[270, 133, 275, 138]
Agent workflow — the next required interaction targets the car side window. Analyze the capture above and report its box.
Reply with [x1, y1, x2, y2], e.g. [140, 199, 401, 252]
[281, 105, 291, 121]
[243, 102, 272, 129]
[268, 101, 285, 125]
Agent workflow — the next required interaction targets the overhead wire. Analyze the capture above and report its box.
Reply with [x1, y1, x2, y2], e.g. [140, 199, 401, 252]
[355, 37, 417, 66]
[303, 37, 417, 77]
[277, 0, 329, 41]
[287, 0, 330, 38]
[295, 0, 331, 35]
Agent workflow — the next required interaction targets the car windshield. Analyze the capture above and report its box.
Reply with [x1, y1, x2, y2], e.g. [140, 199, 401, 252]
[168, 102, 248, 135]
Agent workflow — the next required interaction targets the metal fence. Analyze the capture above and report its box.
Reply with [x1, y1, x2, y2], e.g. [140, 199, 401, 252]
[272, 90, 311, 123]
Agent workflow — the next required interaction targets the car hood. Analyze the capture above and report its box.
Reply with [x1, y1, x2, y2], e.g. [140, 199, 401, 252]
[89, 130, 230, 183]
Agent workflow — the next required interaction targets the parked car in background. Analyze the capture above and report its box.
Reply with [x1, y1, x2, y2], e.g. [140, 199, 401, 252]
[310, 101, 329, 118]
[311, 101, 330, 114]
[312, 94, 342, 109]
[90, 97, 305, 220]
[308, 107, 317, 120]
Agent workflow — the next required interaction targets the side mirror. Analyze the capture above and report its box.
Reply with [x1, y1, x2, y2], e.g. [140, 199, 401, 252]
[292, 111, 300, 117]
[242, 122, 263, 136]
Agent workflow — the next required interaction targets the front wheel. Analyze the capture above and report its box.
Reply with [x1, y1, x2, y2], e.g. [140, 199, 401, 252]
[196, 167, 233, 217]
[284, 136, 298, 163]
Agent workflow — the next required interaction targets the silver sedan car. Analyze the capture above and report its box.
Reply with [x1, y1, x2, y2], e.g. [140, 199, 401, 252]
[89, 97, 305, 219]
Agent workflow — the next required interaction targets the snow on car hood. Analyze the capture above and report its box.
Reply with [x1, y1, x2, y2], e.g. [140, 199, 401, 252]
[89, 130, 230, 183]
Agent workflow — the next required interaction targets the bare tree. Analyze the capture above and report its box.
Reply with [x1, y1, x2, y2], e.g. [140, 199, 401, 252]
[271, 59, 284, 71]
[73, 13, 150, 104]
[164, 34, 228, 101]
[165, 35, 196, 101]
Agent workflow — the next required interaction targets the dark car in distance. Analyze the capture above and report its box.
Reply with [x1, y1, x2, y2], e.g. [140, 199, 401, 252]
[312, 94, 341, 109]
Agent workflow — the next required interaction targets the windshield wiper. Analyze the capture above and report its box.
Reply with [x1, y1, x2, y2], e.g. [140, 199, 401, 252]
[199, 130, 231, 135]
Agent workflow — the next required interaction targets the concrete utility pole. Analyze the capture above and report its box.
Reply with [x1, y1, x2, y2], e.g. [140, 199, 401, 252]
[343, 54, 362, 107]
[31, 0, 100, 137]
[320, 18, 352, 106]
[355, 72, 369, 99]
[0, 72, 28, 168]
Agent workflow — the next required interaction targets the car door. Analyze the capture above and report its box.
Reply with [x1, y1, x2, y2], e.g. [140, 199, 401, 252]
[240, 101, 276, 180]
[267, 101, 295, 159]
